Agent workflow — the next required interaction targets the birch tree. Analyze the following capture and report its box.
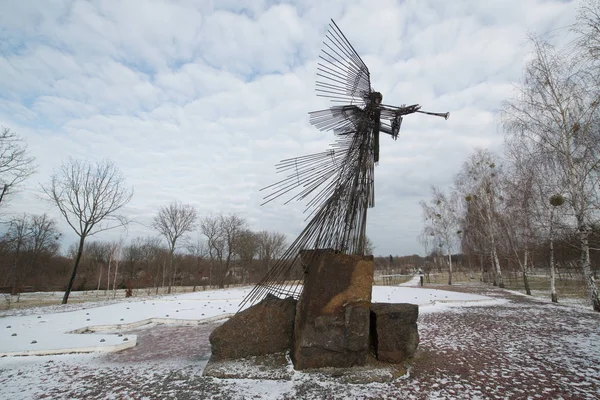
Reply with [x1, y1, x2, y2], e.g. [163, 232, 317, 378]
[112, 241, 123, 299]
[500, 139, 542, 295]
[456, 149, 505, 287]
[502, 35, 600, 311]
[419, 186, 460, 285]
[105, 240, 121, 295]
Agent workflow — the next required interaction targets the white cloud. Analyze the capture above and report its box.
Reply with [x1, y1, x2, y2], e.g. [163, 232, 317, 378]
[0, 0, 579, 256]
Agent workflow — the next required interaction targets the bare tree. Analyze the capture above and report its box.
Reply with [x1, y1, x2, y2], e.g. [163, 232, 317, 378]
[42, 158, 133, 304]
[256, 230, 287, 275]
[85, 241, 110, 296]
[364, 235, 375, 256]
[502, 34, 600, 311]
[200, 214, 222, 287]
[2, 213, 60, 297]
[200, 213, 246, 288]
[186, 237, 207, 291]
[4, 215, 28, 296]
[419, 186, 460, 285]
[0, 127, 37, 207]
[218, 213, 246, 287]
[111, 240, 123, 299]
[499, 142, 540, 295]
[152, 201, 197, 294]
[455, 149, 505, 287]
[105, 240, 121, 295]
[573, 0, 600, 64]
[234, 229, 258, 284]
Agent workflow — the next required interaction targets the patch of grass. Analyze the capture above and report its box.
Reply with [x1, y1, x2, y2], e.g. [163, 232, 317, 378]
[424, 271, 476, 285]
[503, 274, 597, 299]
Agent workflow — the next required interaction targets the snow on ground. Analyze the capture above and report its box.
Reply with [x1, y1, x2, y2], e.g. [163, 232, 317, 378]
[1, 288, 252, 356]
[2, 283, 598, 399]
[1, 281, 500, 357]
[373, 276, 504, 313]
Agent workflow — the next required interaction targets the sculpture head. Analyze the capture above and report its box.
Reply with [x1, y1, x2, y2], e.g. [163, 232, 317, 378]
[369, 91, 382, 105]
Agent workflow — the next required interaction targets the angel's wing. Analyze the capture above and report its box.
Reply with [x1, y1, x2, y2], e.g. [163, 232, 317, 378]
[316, 19, 372, 106]
[259, 21, 370, 214]
[309, 105, 362, 136]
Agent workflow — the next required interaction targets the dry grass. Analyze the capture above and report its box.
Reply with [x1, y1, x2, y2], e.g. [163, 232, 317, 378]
[503, 274, 598, 299]
[423, 270, 598, 301]
[424, 271, 477, 285]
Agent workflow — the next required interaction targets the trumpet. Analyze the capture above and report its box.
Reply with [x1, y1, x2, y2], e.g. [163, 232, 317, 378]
[416, 110, 450, 120]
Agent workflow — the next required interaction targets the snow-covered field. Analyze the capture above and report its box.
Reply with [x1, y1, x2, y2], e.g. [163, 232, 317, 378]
[1, 277, 598, 399]
[1, 277, 496, 357]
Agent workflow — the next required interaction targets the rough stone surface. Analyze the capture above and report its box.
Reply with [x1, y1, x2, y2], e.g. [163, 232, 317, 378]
[208, 294, 296, 361]
[293, 249, 374, 370]
[203, 352, 292, 380]
[370, 303, 419, 364]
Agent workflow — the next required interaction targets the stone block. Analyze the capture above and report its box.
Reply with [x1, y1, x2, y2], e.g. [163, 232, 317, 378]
[293, 249, 374, 370]
[209, 294, 296, 361]
[370, 303, 419, 364]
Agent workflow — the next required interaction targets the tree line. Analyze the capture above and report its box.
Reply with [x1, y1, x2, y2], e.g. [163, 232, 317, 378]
[419, 2, 600, 311]
[0, 130, 287, 303]
[0, 199, 288, 303]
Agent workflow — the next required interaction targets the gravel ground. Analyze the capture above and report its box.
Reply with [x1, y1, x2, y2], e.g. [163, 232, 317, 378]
[1, 284, 599, 399]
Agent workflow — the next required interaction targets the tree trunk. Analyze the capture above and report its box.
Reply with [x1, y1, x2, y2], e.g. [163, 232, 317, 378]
[106, 254, 112, 296]
[11, 238, 23, 297]
[112, 258, 120, 300]
[218, 261, 226, 289]
[161, 261, 166, 291]
[479, 254, 486, 282]
[492, 247, 504, 288]
[63, 235, 86, 304]
[578, 222, 600, 311]
[550, 239, 557, 303]
[0, 184, 8, 206]
[447, 249, 453, 285]
[96, 263, 103, 297]
[193, 256, 200, 292]
[209, 262, 213, 288]
[155, 264, 160, 295]
[523, 249, 531, 296]
[167, 250, 174, 294]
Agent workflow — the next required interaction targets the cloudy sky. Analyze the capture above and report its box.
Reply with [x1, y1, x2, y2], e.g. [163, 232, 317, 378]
[0, 0, 578, 256]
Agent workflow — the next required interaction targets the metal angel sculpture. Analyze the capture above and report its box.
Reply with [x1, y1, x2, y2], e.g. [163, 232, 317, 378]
[240, 19, 449, 308]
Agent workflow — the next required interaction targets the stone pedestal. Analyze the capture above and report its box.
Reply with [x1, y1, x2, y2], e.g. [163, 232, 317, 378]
[292, 249, 374, 370]
[370, 303, 419, 364]
[209, 294, 296, 361]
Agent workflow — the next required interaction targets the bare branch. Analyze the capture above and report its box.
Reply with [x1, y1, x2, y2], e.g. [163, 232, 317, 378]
[0, 127, 37, 207]
[41, 158, 133, 303]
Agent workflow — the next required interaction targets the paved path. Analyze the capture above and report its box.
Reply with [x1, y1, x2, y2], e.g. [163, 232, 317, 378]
[1, 284, 599, 399]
